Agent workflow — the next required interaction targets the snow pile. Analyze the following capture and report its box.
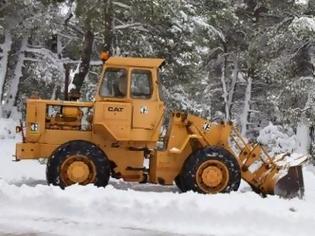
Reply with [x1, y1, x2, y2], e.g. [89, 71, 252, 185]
[290, 16, 315, 32]
[295, 0, 309, 5]
[0, 139, 44, 183]
[257, 122, 297, 155]
[0, 118, 18, 139]
[1, 135, 315, 235]
[274, 152, 308, 169]
[0, 175, 314, 236]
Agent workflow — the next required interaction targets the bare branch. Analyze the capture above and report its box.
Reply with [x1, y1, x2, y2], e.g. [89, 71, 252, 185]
[113, 1, 131, 9]
[114, 23, 147, 31]
[24, 46, 64, 72]
[23, 58, 40, 62]
[88, 71, 100, 76]
[65, 23, 84, 36]
[59, 59, 102, 66]
[64, 12, 73, 26]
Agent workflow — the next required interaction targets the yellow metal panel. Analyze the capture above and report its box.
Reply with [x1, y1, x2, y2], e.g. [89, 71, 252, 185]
[129, 129, 156, 142]
[132, 101, 164, 129]
[16, 142, 67, 160]
[105, 148, 144, 182]
[165, 114, 191, 150]
[187, 115, 233, 149]
[25, 101, 46, 143]
[39, 144, 59, 157]
[150, 145, 192, 185]
[26, 101, 36, 123]
[93, 102, 131, 141]
[16, 143, 40, 160]
[149, 113, 194, 184]
[106, 57, 165, 68]
[27, 99, 93, 107]
[40, 130, 92, 145]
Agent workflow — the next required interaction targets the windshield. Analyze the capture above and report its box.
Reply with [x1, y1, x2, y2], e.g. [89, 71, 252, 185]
[99, 68, 127, 98]
[131, 70, 152, 99]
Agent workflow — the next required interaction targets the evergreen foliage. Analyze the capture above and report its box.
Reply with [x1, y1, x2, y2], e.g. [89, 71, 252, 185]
[0, 0, 315, 152]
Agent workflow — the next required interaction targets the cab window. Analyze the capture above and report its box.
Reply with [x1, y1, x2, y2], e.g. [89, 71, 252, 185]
[131, 70, 152, 99]
[100, 68, 127, 98]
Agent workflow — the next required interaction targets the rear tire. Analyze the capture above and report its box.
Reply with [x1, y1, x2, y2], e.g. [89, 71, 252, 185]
[175, 175, 188, 192]
[179, 147, 241, 194]
[46, 140, 111, 188]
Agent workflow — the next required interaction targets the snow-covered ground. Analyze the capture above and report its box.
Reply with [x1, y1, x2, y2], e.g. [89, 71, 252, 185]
[1, 138, 315, 236]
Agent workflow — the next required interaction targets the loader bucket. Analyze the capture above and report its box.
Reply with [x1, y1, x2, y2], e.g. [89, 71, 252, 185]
[274, 166, 304, 199]
[240, 149, 308, 199]
[262, 154, 308, 199]
[230, 126, 308, 199]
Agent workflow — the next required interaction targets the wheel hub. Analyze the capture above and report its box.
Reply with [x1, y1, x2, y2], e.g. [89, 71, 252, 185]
[196, 159, 229, 193]
[201, 166, 223, 187]
[60, 155, 96, 186]
[67, 161, 90, 183]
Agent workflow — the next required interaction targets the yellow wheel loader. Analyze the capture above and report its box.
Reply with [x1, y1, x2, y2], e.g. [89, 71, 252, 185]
[15, 56, 307, 198]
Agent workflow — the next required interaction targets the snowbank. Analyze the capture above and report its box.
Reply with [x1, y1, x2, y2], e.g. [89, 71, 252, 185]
[0, 138, 44, 182]
[257, 122, 297, 155]
[1, 139, 315, 236]
[0, 174, 314, 236]
[295, 0, 309, 5]
[290, 16, 315, 32]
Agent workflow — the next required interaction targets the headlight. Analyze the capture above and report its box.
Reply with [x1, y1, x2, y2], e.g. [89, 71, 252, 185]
[16, 126, 22, 133]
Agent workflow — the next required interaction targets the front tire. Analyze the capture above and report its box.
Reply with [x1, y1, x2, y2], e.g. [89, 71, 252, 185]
[179, 147, 241, 194]
[46, 140, 111, 188]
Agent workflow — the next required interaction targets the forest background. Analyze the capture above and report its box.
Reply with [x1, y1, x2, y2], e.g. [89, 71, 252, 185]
[1, 0, 315, 155]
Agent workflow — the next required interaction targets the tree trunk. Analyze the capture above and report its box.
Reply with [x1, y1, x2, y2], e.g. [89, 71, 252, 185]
[0, 31, 12, 117]
[56, 33, 67, 101]
[218, 42, 231, 120]
[241, 77, 252, 136]
[220, 52, 229, 120]
[227, 56, 239, 115]
[104, 0, 113, 54]
[2, 37, 27, 119]
[296, 122, 311, 154]
[69, 30, 94, 100]
[296, 91, 313, 155]
[64, 64, 70, 100]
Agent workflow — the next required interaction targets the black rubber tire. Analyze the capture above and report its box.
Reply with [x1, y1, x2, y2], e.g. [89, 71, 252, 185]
[175, 175, 188, 192]
[179, 147, 241, 194]
[46, 140, 111, 189]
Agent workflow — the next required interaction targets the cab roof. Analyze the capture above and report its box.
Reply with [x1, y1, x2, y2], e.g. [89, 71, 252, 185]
[105, 57, 165, 68]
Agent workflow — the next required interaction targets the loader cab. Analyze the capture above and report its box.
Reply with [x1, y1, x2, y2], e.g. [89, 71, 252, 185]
[93, 57, 165, 144]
